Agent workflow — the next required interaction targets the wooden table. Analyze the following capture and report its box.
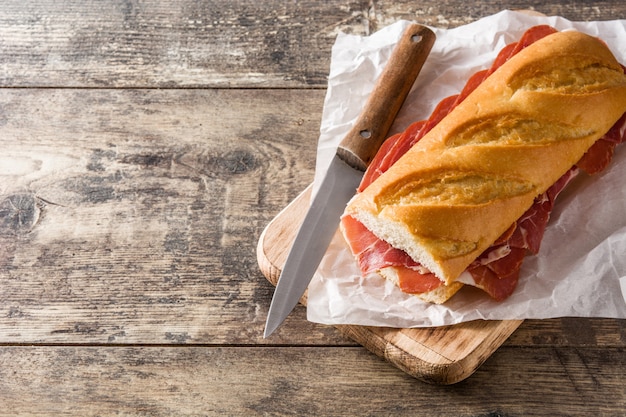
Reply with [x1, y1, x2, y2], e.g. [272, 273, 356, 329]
[1, 1, 624, 415]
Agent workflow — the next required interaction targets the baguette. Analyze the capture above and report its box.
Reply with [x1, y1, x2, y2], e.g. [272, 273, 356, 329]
[343, 30, 626, 295]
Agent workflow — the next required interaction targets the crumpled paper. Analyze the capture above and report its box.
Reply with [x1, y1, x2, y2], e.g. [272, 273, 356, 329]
[306, 10, 626, 327]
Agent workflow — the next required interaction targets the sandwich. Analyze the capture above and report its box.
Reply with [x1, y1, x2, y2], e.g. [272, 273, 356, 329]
[340, 25, 626, 304]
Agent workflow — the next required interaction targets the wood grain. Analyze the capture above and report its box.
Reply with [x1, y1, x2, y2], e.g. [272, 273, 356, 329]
[4, 90, 620, 349]
[0, 345, 623, 417]
[0, 0, 625, 414]
[0, 88, 336, 344]
[0, 1, 623, 88]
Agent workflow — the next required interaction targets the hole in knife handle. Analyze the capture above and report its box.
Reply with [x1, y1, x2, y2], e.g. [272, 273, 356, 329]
[411, 34, 423, 43]
[359, 129, 372, 139]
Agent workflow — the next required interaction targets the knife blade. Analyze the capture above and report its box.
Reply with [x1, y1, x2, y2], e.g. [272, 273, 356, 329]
[264, 23, 435, 337]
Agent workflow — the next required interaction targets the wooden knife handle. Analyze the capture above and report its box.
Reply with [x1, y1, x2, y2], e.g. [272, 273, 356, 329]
[336, 24, 435, 171]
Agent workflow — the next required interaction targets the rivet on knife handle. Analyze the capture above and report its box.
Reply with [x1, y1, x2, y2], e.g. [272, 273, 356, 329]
[337, 24, 436, 171]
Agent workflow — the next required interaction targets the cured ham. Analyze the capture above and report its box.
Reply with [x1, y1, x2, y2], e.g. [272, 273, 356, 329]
[342, 25, 626, 301]
[577, 112, 626, 174]
[341, 214, 444, 294]
[466, 167, 579, 300]
[359, 121, 426, 192]
[342, 214, 416, 274]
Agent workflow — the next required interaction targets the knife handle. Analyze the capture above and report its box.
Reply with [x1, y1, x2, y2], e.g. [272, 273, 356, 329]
[336, 23, 435, 171]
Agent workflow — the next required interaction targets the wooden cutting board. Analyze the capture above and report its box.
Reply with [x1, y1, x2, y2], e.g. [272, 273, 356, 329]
[257, 185, 523, 385]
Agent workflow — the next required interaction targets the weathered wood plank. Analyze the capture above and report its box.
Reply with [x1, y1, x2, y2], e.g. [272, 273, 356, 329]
[0, 345, 623, 416]
[1, 89, 624, 349]
[0, 0, 368, 88]
[0, 88, 348, 344]
[511, 318, 626, 347]
[0, 0, 624, 88]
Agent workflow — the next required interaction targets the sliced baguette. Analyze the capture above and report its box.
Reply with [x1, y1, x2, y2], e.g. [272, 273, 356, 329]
[345, 30, 626, 287]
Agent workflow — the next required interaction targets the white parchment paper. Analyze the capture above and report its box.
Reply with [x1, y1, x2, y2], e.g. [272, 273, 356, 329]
[306, 10, 626, 327]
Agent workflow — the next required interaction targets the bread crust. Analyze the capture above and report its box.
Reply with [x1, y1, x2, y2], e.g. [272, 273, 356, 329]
[345, 30, 626, 285]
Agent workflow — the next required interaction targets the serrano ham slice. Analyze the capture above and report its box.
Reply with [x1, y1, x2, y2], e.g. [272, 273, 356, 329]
[466, 167, 579, 300]
[359, 121, 426, 192]
[341, 214, 444, 293]
[341, 25, 626, 302]
[577, 112, 626, 174]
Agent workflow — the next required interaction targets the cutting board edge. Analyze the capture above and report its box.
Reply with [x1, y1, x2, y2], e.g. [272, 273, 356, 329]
[257, 184, 521, 384]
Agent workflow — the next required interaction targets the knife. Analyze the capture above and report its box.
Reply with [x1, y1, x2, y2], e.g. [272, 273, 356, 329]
[264, 23, 436, 337]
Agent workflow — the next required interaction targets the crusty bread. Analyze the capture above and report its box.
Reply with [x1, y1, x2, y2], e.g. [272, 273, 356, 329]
[345, 30, 626, 287]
